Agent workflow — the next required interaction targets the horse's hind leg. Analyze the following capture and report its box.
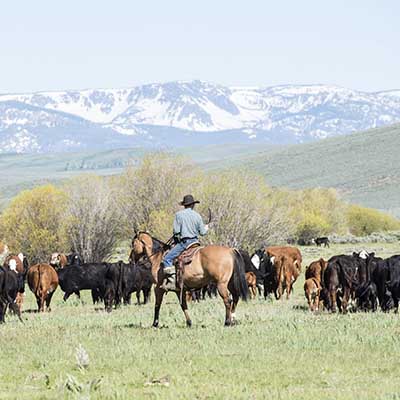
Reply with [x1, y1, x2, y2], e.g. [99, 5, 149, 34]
[152, 287, 165, 328]
[175, 290, 192, 327]
[230, 293, 240, 324]
[217, 283, 232, 326]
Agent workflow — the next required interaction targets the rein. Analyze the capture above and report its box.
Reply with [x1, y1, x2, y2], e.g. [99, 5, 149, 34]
[135, 233, 174, 260]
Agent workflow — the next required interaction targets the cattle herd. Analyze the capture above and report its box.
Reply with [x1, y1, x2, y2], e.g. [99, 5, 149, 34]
[0, 239, 400, 324]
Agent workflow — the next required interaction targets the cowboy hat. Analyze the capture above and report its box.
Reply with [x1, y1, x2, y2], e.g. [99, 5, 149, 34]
[180, 194, 200, 206]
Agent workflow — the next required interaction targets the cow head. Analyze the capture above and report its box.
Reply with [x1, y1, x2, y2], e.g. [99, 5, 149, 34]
[8, 259, 17, 272]
[50, 253, 60, 266]
[67, 253, 82, 266]
[354, 250, 369, 260]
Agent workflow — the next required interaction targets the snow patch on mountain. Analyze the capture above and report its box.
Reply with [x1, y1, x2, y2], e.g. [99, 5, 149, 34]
[1, 80, 400, 153]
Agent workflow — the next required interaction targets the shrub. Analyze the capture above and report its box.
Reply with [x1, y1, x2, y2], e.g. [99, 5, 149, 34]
[0, 185, 68, 263]
[63, 175, 123, 263]
[347, 205, 400, 236]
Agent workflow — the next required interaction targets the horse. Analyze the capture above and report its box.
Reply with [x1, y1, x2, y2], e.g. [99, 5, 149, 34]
[131, 232, 249, 327]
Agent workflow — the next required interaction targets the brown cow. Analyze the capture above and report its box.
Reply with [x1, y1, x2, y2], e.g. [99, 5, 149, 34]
[4, 254, 24, 273]
[266, 246, 302, 299]
[305, 258, 328, 284]
[49, 253, 68, 269]
[278, 255, 300, 299]
[266, 246, 302, 273]
[304, 277, 321, 311]
[245, 272, 257, 299]
[27, 264, 58, 312]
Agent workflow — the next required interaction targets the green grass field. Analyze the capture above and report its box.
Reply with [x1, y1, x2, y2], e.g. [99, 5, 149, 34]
[1, 243, 400, 399]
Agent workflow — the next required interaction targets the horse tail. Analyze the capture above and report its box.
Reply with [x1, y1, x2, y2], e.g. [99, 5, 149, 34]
[231, 249, 249, 301]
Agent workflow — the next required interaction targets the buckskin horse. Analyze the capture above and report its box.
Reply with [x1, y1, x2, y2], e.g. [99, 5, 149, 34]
[131, 232, 248, 327]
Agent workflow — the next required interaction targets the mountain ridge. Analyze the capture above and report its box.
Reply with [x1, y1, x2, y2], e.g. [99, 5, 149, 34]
[1, 80, 400, 153]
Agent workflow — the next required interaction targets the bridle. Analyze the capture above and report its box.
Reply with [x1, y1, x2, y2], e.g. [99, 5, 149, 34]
[133, 232, 174, 260]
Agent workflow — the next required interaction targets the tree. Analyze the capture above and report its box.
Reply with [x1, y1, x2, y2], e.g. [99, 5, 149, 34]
[63, 175, 123, 262]
[117, 152, 199, 239]
[196, 170, 293, 250]
[0, 185, 68, 264]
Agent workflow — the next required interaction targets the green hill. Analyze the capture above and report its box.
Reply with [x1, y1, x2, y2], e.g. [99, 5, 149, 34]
[0, 124, 399, 215]
[226, 124, 400, 215]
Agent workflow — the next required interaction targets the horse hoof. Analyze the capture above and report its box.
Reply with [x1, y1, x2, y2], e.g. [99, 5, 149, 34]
[186, 320, 192, 328]
[152, 321, 159, 328]
[224, 320, 232, 327]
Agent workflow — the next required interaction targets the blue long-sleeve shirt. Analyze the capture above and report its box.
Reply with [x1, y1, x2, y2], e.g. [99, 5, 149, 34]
[173, 208, 208, 239]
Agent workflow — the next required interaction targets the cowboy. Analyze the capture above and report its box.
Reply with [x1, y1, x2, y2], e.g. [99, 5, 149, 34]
[162, 194, 208, 290]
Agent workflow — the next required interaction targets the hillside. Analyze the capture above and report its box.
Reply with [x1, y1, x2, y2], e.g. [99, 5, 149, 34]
[0, 124, 399, 214]
[0, 144, 273, 207]
[1, 81, 400, 152]
[231, 123, 400, 214]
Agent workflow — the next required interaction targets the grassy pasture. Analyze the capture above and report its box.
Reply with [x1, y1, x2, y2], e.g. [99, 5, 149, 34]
[1, 243, 400, 399]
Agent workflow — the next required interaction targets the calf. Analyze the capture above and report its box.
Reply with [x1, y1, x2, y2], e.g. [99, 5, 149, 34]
[245, 272, 257, 299]
[323, 258, 342, 312]
[27, 264, 58, 312]
[314, 237, 330, 247]
[57, 263, 108, 302]
[305, 258, 328, 284]
[304, 277, 321, 311]
[0, 266, 23, 323]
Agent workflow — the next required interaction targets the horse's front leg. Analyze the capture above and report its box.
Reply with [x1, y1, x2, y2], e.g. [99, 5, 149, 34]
[153, 286, 165, 328]
[175, 290, 192, 327]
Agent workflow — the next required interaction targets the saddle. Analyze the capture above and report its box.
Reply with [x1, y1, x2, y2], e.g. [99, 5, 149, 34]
[175, 242, 202, 289]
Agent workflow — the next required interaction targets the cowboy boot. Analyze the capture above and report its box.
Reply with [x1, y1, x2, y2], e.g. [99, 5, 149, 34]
[160, 264, 176, 291]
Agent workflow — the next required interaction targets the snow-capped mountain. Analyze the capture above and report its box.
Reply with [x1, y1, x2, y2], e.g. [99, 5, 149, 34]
[1, 80, 400, 153]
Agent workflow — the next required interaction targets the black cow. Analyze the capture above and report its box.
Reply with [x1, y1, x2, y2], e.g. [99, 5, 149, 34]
[67, 253, 83, 266]
[201, 283, 218, 299]
[324, 252, 370, 313]
[104, 260, 153, 311]
[355, 282, 378, 312]
[57, 263, 109, 303]
[251, 249, 276, 299]
[314, 237, 330, 247]
[130, 259, 152, 305]
[372, 255, 400, 312]
[0, 266, 22, 323]
[240, 249, 265, 297]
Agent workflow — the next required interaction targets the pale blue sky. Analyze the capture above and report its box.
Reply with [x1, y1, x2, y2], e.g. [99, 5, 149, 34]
[0, 0, 399, 93]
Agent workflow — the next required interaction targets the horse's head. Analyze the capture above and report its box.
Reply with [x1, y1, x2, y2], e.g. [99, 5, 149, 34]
[132, 232, 153, 260]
